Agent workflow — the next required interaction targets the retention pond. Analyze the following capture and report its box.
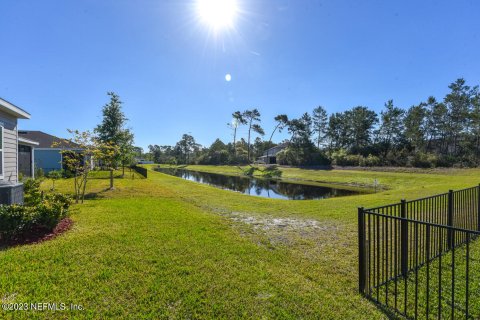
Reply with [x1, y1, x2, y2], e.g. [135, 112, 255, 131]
[154, 167, 366, 200]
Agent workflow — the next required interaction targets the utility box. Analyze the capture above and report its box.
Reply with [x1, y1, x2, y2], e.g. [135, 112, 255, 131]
[0, 183, 24, 205]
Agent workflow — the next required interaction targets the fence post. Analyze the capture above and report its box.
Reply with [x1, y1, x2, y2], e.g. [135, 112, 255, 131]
[448, 190, 454, 249]
[477, 184, 480, 231]
[358, 207, 366, 294]
[400, 199, 408, 277]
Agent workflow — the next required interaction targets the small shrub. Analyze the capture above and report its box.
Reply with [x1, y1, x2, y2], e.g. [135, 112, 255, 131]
[23, 178, 43, 206]
[386, 149, 409, 166]
[436, 155, 456, 168]
[331, 150, 365, 166]
[0, 205, 35, 240]
[365, 154, 381, 167]
[357, 155, 367, 167]
[409, 152, 438, 168]
[344, 154, 363, 166]
[34, 193, 72, 229]
[47, 170, 63, 190]
[35, 167, 45, 179]
[330, 149, 348, 166]
[0, 180, 72, 242]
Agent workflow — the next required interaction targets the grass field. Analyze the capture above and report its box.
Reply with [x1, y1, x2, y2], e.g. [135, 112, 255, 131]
[0, 166, 479, 319]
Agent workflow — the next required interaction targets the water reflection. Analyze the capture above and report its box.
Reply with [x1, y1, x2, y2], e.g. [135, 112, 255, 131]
[154, 167, 364, 200]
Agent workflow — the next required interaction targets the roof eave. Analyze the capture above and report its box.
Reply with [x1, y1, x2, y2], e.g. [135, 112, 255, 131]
[18, 137, 40, 146]
[0, 98, 31, 119]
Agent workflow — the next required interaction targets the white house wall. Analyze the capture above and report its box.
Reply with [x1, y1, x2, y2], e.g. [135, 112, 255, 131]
[0, 110, 18, 183]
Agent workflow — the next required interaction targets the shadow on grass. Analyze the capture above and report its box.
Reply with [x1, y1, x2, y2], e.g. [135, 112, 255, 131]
[83, 192, 107, 200]
[81, 186, 122, 200]
[65, 188, 110, 202]
[364, 296, 405, 320]
[89, 174, 145, 180]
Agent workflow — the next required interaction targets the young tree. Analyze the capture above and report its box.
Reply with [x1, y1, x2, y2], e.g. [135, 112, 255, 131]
[95, 92, 128, 143]
[59, 130, 112, 203]
[98, 141, 121, 190]
[243, 109, 265, 162]
[95, 92, 134, 187]
[312, 106, 328, 149]
[47, 170, 62, 191]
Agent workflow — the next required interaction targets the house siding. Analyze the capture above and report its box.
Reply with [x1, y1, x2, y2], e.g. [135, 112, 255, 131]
[0, 110, 18, 183]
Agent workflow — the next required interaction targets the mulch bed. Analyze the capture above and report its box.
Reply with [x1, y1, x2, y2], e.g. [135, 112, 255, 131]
[0, 217, 74, 248]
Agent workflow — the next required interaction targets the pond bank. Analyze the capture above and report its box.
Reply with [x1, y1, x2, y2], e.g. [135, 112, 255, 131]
[154, 166, 368, 200]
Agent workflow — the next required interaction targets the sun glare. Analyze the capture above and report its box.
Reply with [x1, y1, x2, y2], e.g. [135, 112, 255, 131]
[197, 0, 238, 30]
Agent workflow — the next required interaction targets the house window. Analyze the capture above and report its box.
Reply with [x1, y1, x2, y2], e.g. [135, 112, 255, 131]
[0, 126, 3, 178]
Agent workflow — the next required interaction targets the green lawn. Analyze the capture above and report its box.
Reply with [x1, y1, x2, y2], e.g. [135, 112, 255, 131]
[0, 166, 479, 319]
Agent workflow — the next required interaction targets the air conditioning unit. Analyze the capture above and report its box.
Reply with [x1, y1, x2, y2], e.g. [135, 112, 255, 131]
[0, 183, 24, 205]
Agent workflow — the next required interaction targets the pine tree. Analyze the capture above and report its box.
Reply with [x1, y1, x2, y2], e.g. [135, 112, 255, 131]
[95, 92, 134, 188]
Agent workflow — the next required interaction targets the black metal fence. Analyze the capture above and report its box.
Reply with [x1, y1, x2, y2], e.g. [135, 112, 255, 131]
[358, 185, 480, 319]
[131, 165, 148, 178]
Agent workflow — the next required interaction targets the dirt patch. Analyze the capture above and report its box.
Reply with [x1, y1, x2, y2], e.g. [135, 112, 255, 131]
[0, 217, 74, 248]
[229, 212, 323, 231]
[226, 211, 340, 247]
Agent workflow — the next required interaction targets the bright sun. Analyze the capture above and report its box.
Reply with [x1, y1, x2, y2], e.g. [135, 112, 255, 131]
[196, 0, 238, 30]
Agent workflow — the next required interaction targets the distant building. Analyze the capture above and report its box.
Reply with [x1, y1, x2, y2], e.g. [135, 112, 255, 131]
[257, 143, 288, 164]
[18, 131, 83, 174]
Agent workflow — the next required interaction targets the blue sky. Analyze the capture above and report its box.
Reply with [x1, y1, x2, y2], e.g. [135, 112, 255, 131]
[1, 0, 479, 150]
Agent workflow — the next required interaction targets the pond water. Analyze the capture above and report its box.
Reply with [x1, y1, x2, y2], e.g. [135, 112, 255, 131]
[154, 167, 365, 200]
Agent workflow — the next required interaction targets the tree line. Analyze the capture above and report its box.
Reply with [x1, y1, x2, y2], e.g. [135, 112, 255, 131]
[144, 78, 480, 168]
